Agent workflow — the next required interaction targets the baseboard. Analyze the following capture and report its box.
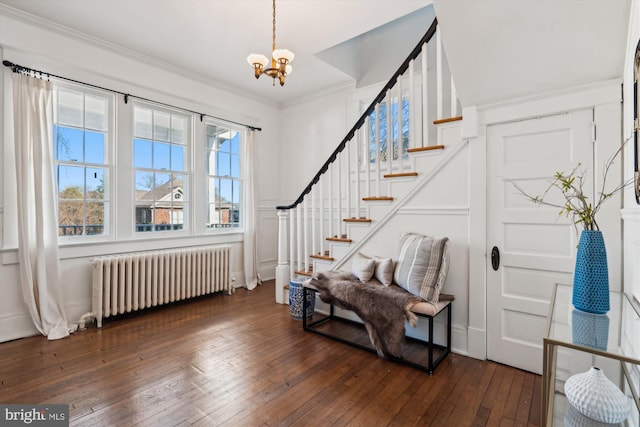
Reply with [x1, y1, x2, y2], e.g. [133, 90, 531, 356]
[466, 326, 487, 360]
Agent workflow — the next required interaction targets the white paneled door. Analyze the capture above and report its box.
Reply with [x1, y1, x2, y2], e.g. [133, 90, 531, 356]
[486, 109, 594, 374]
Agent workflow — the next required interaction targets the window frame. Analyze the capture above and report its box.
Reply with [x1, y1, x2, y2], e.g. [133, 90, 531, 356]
[132, 101, 192, 236]
[52, 80, 114, 242]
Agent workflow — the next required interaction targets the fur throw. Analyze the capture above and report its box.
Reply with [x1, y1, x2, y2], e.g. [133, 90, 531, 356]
[309, 271, 422, 358]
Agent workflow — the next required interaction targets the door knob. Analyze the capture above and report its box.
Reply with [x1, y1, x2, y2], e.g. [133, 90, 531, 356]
[491, 246, 500, 271]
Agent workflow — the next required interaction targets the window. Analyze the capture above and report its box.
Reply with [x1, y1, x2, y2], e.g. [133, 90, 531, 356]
[53, 84, 111, 237]
[368, 96, 410, 163]
[205, 123, 242, 229]
[133, 104, 189, 233]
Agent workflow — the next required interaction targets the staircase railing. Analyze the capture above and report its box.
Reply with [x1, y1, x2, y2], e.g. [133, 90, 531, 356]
[274, 17, 460, 303]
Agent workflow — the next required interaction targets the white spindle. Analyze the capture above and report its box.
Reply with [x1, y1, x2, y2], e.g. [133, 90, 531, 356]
[386, 90, 392, 176]
[303, 198, 309, 272]
[346, 141, 352, 219]
[409, 59, 415, 150]
[288, 208, 295, 278]
[312, 187, 317, 256]
[337, 153, 343, 236]
[436, 29, 443, 121]
[329, 163, 334, 238]
[375, 103, 381, 197]
[296, 204, 302, 272]
[365, 115, 371, 197]
[319, 177, 324, 254]
[397, 75, 404, 172]
[355, 135, 361, 219]
[421, 43, 428, 147]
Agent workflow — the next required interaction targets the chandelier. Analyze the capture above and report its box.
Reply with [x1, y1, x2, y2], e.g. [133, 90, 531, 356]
[247, 0, 294, 86]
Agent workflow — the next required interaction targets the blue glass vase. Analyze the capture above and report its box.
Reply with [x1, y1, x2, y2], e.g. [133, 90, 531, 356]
[573, 230, 609, 314]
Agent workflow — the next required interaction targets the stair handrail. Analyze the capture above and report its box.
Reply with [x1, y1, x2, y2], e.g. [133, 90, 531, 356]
[276, 17, 439, 211]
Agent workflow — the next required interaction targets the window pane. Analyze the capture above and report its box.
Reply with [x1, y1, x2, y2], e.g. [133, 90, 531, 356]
[58, 201, 84, 236]
[85, 94, 107, 131]
[219, 132, 231, 152]
[154, 142, 171, 170]
[231, 180, 240, 204]
[219, 179, 232, 205]
[134, 138, 153, 168]
[86, 167, 104, 199]
[205, 149, 216, 175]
[57, 165, 84, 198]
[218, 152, 230, 176]
[171, 145, 184, 172]
[136, 171, 155, 194]
[85, 131, 105, 164]
[171, 115, 186, 144]
[207, 202, 219, 227]
[134, 106, 153, 139]
[230, 132, 240, 154]
[154, 110, 170, 142]
[86, 202, 105, 235]
[171, 202, 184, 226]
[57, 127, 83, 162]
[230, 154, 240, 178]
[57, 88, 83, 127]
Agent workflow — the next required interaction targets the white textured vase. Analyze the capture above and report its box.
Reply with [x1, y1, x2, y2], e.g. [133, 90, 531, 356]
[564, 367, 631, 424]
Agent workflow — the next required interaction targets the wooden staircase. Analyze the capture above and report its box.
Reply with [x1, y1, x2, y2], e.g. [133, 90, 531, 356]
[274, 17, 463, 304]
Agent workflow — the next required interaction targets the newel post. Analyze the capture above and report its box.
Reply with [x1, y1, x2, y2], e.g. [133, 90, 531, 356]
[275, 209, 290, 304]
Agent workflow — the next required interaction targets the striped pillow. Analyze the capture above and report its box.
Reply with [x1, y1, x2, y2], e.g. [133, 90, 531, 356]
[393, 233, 450, 303]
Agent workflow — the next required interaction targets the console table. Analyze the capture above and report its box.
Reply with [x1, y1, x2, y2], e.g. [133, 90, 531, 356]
[543, 283, 640, 426]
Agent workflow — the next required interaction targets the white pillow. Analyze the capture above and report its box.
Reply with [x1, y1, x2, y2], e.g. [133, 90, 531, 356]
[374, 256, 394, 286]
[351, 252, 376, 282]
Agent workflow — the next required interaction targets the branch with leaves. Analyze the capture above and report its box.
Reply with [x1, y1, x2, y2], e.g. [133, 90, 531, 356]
[509, 135, 634, 232]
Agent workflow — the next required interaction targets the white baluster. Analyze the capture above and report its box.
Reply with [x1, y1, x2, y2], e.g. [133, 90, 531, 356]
[436, 29, 443, 121]
[303, 198, 309, 273]
[422, 42, 428, 147]
[296, 204, 302, 273]
[346, 140, 352, 220]
[386, 90, 392, 176]
[355, 134, 361, 219]
[397, 75, 404, 172]
[337, 152, 343, 237]
[365, 115, 371, 197]
[319, 177, 324, 255]
[451, 76, 458, 118]
[289, 208, 295, 278]
[311, 186, 316, 257]
[375, 103, 381, 197]
[329, 162, 334, 238]
[409, 59, 415, 150]
[276, 209, 290, 304]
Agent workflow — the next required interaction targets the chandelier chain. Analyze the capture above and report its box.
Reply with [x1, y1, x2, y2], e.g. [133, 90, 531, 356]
[272, 0, 276, 52]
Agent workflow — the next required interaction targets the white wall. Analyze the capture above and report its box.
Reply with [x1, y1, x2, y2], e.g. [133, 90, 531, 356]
[0, 10, 280, 342]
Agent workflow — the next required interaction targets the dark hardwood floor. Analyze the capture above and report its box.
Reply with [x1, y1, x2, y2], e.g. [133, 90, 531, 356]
[0, 280, 541, 426]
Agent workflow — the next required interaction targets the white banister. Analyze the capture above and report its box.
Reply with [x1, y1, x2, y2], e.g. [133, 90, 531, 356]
[421, 42, 428, 147]
[289, 207, 295, 278]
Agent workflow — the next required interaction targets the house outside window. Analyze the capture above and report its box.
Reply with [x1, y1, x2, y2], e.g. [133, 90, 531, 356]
[368, 96, 410, 163]
[53, 84, 112, 238]
[205, 123, 242, 229]
[133, 103, 189, 233]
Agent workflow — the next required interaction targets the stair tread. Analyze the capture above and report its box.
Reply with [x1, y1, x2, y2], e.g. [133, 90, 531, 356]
[362, 196, 393, 201]
[407, 144, 445, 153]
[294, 270, 313, 277]
[310, 254, 335, 261]
[326, 237, 353, 243]
[433, 116, 463, 125]
[343, 217, 372, 223]
[383, 172, 418, 178]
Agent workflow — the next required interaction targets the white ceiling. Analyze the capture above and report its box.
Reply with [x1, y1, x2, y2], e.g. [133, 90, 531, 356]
[0, 0, 433, 106]
[433, 0, 632, 107]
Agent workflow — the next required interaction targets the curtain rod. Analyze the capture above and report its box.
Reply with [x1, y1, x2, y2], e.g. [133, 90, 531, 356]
[2, 60, 262, 132]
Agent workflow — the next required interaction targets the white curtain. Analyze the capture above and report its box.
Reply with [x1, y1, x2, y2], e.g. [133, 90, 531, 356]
[243, 130, 260, 290]
[12, 73, 70, 340]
